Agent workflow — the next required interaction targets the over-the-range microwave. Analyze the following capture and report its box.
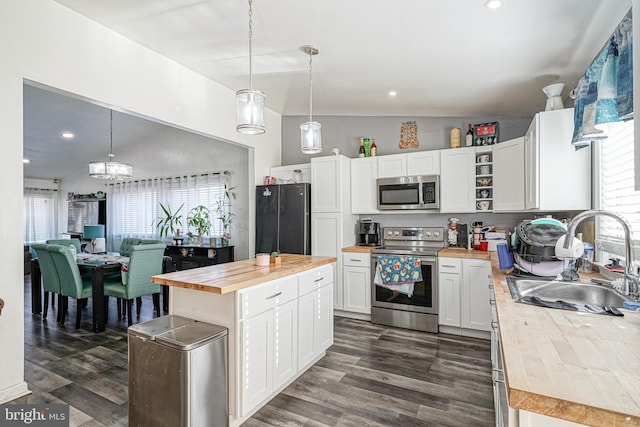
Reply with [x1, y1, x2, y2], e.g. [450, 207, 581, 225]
[377, 175, 440, 210]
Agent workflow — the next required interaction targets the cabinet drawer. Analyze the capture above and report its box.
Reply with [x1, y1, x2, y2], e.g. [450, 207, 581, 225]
[438, 257, 461, 273]
[342, 252, 370, 267]
[239, 276, 298, 319]
[299, 264, 333, 296]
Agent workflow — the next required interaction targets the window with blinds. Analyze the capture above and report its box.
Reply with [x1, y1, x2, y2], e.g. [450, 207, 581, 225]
[595, 119, 639, 263]
[24, 188, 57, 243]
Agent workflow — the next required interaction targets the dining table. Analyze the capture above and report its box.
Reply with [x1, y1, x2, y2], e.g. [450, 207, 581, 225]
[30, 252, 128, 332]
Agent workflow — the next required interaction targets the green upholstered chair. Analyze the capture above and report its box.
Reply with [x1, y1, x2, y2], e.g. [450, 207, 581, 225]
[119, 238, 143, 256]
[140, 239, 161, 245]
[103, 243, 166, 326]
[46, 239, 81, 253]
[31, 244, 61, 321]
[48, 244, 94, 329]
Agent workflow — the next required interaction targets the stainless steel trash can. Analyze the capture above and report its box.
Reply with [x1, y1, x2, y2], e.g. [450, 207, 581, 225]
[128, 315, 229, 427]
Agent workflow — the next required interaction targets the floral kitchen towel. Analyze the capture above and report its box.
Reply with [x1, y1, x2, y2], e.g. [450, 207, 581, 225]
[374, 255, 422, 297]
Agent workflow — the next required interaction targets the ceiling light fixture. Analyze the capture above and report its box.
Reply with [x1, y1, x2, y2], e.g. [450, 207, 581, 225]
[389, 90, 397, 97]
[23, 158, 30, 164]
[88, 110, 133, 180]
[61, 132, 75, 139]
[300, 45, 321, 154]
[236, 0, 265, 135]
[484, 0, 502, 9]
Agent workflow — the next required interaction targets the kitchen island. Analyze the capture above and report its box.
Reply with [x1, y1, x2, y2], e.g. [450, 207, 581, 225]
[490, 254, 640, 426]
[151, 254, 336, 427]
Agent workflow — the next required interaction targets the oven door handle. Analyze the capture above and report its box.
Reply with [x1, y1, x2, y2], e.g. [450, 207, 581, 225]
[372, 255, 437, 263]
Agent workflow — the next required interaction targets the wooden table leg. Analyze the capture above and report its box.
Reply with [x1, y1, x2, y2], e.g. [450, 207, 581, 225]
[31, 259, 42, 315]
[92, 267, 106, 332]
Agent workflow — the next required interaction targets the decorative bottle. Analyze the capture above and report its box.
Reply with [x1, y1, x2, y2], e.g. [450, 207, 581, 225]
[358, 139, 365, 158]
[465, 124, 474, 147]
[370, 139, 377, 156]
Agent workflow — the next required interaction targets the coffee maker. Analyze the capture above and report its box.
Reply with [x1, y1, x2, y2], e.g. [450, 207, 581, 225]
[358, 221, 381, 246]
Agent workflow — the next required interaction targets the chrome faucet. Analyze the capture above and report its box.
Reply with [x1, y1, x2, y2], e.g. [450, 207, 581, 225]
[563, 210, 639, 298]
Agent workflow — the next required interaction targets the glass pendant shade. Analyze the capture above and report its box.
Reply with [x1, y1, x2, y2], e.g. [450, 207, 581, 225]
[236, 89, 266, 134]
[89, 110, 133, 180]
[300, 121, 322, 154]
[88, 160, 133, 180]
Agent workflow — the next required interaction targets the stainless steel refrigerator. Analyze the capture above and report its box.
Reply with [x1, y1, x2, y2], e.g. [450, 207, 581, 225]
[256, 183, 311, 255]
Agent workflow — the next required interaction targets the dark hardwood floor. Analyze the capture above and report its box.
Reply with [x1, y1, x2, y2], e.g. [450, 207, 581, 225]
[12, 275, 494, 426]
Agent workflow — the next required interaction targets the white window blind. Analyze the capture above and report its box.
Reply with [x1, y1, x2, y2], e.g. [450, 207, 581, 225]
[24, 187, 57, 243]
[107, 172, 230, 251]
[596, 119, 639, 263]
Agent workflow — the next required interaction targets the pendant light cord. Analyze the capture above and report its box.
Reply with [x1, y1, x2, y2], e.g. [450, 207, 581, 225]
[308, 51, 313, 123]
[248, 0, 254, 90]
[109, 110, 114, 158]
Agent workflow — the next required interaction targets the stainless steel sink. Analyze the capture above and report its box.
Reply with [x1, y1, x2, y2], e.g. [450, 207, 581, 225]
[506, 277, 632, 308]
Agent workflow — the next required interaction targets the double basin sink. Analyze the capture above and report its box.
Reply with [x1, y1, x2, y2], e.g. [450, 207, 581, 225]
[506, 277, 632, 309]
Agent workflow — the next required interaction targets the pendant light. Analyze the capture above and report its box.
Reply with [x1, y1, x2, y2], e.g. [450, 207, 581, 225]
[300, 45, 322, 154]
[88, 110, 133, 180]
[236, 0, 265, 135]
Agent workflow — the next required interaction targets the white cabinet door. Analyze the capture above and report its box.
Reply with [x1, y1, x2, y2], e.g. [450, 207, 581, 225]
[462, 260, 492, 331]
[524, 114, 539, 210]
[316, 283, 334, 353]
[440, 147, 476, 213]
[438, 272, 461, 327]
[240, 309, 274, 416]
[297, 290, 317, 368]
[351, 157, 379, 214]
[524, 109, 590, 211]
[377, 154, 407, 178]
[311, 155, 351, 213]
[311, 213, 343, 309]
[343, 265, 371, 314]
[407, 150, 441, 175]
[273, 299, 298, 389]
[493, 137, 525, 211]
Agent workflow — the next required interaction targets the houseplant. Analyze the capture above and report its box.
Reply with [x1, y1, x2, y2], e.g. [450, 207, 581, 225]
[153, 202, 184, 243]
[187, 205, 212, 246]
[215, 183, 236, 246]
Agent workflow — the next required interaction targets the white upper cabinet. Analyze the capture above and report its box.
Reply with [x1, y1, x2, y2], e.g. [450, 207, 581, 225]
[493, 137, 525, 211]
[377, 151, 441, 178]
[350, 157, 379, 214]
[407, 150, 440, 175]
[311, 155, 351, 213]
[269, 163, 311, 183]
[440, 147, 476, 213]
[377, 154, 406, 178]
[524, 108, 591, 211]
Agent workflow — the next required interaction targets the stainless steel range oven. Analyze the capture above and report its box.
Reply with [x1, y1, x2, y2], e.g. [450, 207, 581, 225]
[371, 227, 444, 333]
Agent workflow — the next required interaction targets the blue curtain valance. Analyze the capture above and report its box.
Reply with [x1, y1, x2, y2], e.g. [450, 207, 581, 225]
[572, 9, 633, 148]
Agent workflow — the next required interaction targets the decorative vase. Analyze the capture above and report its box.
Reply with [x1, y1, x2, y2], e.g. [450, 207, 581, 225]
[221, 238, 229, 247]
[270, 256, 281, 266]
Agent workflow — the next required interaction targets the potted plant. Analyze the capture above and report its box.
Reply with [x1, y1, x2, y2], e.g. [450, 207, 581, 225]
[153, 202, 184, 243]
[215, 183, 236, 246]
[270, 251, 281, 266]
[187, 205, 211, 246]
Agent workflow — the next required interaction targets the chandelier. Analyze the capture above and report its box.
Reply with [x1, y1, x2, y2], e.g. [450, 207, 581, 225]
[89, 110, 133, 180]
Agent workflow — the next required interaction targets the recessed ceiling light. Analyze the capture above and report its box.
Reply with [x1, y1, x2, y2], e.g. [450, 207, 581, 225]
[61, 132, 75, 139]
[23, 158, 30, 164]
[389, 91, 397, 97]
[484, 0, 502, 8]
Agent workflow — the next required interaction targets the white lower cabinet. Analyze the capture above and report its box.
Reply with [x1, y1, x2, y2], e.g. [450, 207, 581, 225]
[298, 265, 334, 368]
[342, 252, 371, 314]
[438, 257, 491, 337]
[238, 264, 334, 418]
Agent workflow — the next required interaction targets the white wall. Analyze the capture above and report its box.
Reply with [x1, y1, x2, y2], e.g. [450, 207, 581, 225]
[1, 0, 281, 402]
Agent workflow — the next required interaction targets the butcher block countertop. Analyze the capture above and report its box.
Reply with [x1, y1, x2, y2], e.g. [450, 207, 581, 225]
[342, 245, 379, 253]
[151, 254, 336, 295]
[438, 247, 491, 260]
[489, 253, 640, 426]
